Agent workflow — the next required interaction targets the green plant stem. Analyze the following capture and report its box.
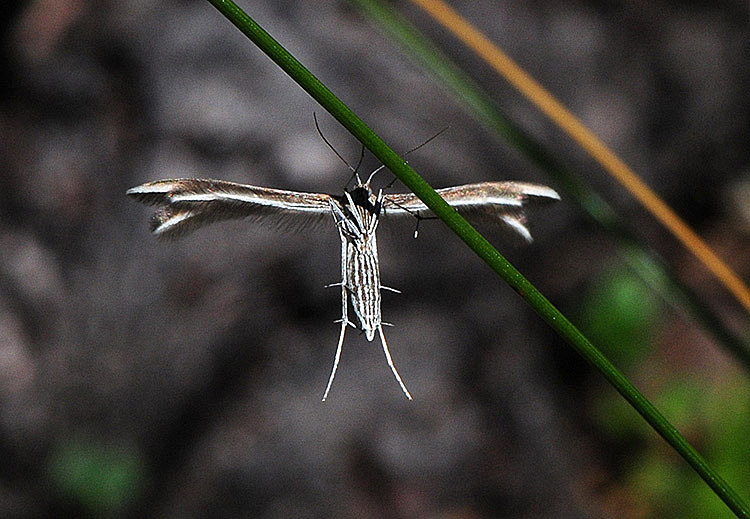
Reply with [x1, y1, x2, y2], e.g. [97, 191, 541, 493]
[203, 1, 749, 517]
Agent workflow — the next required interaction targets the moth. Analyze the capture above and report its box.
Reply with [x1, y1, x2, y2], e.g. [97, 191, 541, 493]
[127, 160, 559, 400]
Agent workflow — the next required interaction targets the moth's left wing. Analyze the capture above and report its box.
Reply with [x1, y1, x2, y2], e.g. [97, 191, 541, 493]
[127, 178, 334, 238]
[382, 181, 560, 242]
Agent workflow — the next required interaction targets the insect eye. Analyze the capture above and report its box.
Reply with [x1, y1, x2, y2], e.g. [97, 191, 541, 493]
[350, 187, 367, 204]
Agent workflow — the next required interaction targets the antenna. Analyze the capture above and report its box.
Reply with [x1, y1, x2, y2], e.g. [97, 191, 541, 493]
[367, 126, 451, 187]
[314, 112, 365, 185]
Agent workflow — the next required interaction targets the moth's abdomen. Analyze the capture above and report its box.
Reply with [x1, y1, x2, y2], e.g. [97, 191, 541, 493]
[346, 236, 381, 341]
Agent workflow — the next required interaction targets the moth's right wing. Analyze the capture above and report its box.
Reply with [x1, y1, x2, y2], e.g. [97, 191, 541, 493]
[382, 181, 560, 243]
[126, 178, 335, 238]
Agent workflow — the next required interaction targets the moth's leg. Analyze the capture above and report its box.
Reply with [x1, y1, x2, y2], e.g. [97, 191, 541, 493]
[377, 325, 412, 400]
[322, 230, 350, 401]
[327, 283, 357, 330]
[321, 308, 347, 401]
[327, 281, 367, 322]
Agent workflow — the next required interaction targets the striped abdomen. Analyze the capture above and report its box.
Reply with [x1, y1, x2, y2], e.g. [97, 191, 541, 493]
[345, 232, 381, 341]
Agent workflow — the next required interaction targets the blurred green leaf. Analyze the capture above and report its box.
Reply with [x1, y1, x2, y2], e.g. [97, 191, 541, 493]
[579, 266, 660, 366]
[47, 440, 146, 515]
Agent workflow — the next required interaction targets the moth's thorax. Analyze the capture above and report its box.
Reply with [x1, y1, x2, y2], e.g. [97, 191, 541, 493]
[331, 184, 382, 241]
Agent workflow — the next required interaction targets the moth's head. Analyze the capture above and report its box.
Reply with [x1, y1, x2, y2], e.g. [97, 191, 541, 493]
[346, 185, 380, 216]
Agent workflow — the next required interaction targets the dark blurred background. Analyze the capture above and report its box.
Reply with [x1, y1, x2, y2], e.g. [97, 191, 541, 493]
[1, 1, 748, 517]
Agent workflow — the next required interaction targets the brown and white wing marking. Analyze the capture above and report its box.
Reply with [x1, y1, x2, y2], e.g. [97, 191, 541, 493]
[126, 178, 334, 238]
[382, 181, 560, 242]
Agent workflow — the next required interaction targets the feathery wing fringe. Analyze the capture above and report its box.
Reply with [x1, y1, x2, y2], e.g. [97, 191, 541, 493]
[382, 181, 560, 242]
[126, 178, 334, 238]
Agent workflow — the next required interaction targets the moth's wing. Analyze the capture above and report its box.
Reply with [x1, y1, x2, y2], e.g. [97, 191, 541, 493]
[382, 181, 559, 243]
[126, 178, 334, 238]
